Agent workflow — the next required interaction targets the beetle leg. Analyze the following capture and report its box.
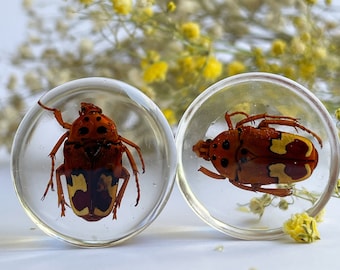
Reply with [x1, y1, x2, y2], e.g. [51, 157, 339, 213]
[120, 136, 145, 173]
[112, 167, 130, 220]
[258, 119, 322, 147]
[38, 100, 72, 129]
[41, 132, 69, 200]
[55, 164, 70, 217]
[198, 166, 226, 179]
[122, 145, 141, 206]
[225, 111, 249, 129]
[235, 113, 297, 128]
[229, 181, 292, 197]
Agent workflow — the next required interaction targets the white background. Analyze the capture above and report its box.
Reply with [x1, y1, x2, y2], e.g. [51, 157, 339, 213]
[1, 1, 340, 270]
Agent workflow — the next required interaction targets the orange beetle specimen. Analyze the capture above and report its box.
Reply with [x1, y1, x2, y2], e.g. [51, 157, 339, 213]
[193, 112, 322, 197]
[39, 101, 145, 221]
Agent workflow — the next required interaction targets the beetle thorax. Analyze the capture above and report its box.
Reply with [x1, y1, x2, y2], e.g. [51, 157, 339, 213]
[69, 112, 119, 142]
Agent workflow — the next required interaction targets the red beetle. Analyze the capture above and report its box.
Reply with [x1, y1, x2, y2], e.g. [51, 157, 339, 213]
[39, 101, 145, 221]
[193, 111, 322, 197]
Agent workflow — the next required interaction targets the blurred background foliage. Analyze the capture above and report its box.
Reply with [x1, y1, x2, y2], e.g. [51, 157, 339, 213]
[1, 0, 340, 150]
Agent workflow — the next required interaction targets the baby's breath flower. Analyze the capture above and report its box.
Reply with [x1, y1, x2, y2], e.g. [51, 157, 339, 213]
[65, 6, 76, 20]
[56, 20, 68, 35]
[283, 213, 320, 243]
[143, 61, 168, 83]
[24, 71, 42, 92]
[181, 22, 200, 40]
[19, 43, 34, 59]
[3, 0, 340, 154]
[227, 60, 246, 76]
[7, 74, 17, 91]
[22, 0, 33, 9]
[271, 39, 287, 56]
[278, 199, 289, 210]
[249, 198, 264, 216]
[79, 39, 94, 55]
[112, 0, 133, 15]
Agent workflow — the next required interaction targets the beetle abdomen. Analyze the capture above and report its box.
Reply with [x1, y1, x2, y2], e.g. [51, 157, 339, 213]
[66, 169, 119, 221]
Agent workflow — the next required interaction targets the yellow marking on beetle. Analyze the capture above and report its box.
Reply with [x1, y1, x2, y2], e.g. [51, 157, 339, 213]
[68, 174, 87, 197]
[270, 133, 313, 157]
[269, 163, 312, 183]
[94, 174, 118, 217]
[67, 174, 90, 216]
[74, 207, 90, 216]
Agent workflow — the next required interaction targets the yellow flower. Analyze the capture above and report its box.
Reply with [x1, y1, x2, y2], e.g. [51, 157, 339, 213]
[304, 0, 317, 5]
[162, 108, 177, 125]
[143, 61, 168, 83]
[290, 37, 306, 55]
[140, 50, 160, 69]
[181, 22, 200, 40]
[142, 7, 153, 17]
[282, 66, 296, 79]
[227, 60, 246, 76]
[202, 57, 222, 80]
[313, 47, 327, 60]
[80, 0, 93, 5]
[178, 56, 196, 73]
[167, 1, 176, 12]
[299, 61, 316, 79]
[300, 32, 311, 43]
[271, 39, 287, 56]
[335, 108, 340, 121]
[112, 0, 132, 15]
[283, 213, 320, 243]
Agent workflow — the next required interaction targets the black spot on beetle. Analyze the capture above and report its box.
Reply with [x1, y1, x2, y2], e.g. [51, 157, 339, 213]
[96, 116, 102, 121]
[78, 127, 89, 135]
[97, 126, 107, 134]
[222, 140, 230, 150]
[220, 158, 228, 168]
[241, 148, 248, 155]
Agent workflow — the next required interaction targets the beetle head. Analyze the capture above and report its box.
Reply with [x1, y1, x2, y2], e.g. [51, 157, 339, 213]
[193, 139, 211, 161]
[79, 102, 103, 115]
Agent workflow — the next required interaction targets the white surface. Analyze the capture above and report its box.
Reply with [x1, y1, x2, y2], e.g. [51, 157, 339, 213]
[2, 152, 340, 270]
[2, 1, 340, 269]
